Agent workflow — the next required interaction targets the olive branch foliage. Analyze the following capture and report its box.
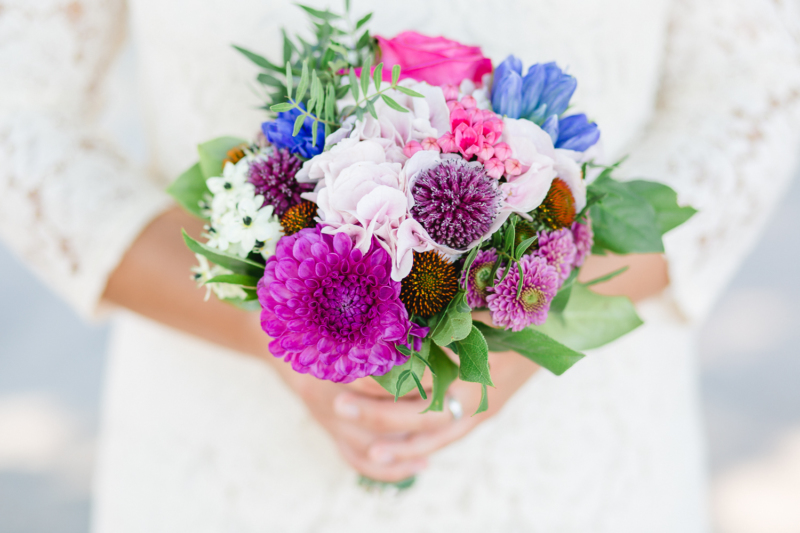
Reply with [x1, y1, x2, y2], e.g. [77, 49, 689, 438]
[233, 2, 422, 148]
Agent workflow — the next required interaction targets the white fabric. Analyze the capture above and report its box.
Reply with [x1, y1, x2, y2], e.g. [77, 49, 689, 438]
[1, 0, 800, 530]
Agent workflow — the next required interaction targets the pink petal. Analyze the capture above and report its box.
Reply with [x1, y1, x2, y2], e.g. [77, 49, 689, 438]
[505, 158, 523, 176]
[476, 143, 495, 162]
[493, 142, 512, 162]
[460, 95, 477, 109]
[403, 140, 423, 158]
[484, 158, 505, 179]
[442, 84, 459, 101]
[421, 137, 441, 151]
[437, 132, 458, 153]
[450, 108, 470, 130]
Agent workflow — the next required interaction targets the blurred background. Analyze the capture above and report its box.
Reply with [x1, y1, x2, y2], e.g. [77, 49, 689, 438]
[0, 175, 799, 532]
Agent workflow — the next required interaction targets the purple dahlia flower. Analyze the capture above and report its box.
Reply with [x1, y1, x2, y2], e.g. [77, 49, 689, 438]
[461, 249, 498, 309]
[410, 159, 501, 250]
[534, 228, 577, 283]
[257, 227, 414, 383]
[486, 255, 559, 332]
[248, 148, 312, 217]
[571, 218, 594, 267]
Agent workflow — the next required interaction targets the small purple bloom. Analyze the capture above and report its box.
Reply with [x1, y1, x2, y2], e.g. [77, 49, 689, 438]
[571, 217, 594, 267]
[248, 148, 313, 217]
[257, 227, 413, 383]
[534, 228, 577, 283]
[410, 159, 502, 250]
[461, 249, 498, 309]
[261, 104, 325, 159]
[486, 255, 559, 332]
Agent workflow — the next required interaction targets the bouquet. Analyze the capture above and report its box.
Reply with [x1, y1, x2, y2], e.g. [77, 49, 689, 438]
[168, 3, 695, 415]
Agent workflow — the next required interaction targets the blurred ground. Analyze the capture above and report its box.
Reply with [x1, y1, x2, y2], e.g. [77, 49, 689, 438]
[0, 177, 799, 532]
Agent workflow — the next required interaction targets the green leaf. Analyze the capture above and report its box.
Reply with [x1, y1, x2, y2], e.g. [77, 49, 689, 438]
[292, 113, 305, 136]
[167, 163, 209, 220]
[583, 266, 629, 287]
[311, 119, 319, 147]
[232, 45, 281, 72]
[295, 3, 341, 21]
[257, 73, 283, 87]
[296, 60, 310, 101]
[356, 29, 371, 50]
[222, 296, 261, 312]
[391, 64, 400, 86]
[531, 283, 643, 351]
[549, 268, 579, 314]
[348, 69, 360, 101]
[515, 235, 537, 259]
[197, 137, 247, 179]
[307, 70, 320, 114]
[394, 370, 411, 401]
[410, 372, 427, 400]
[626, 180, 697, 234]
[475, 384, 489, 415]
[372, 349, 426, 398]
[423, 344, 458, 412]
[474, 321, 585, 376]
[503, 218, 516, 253]
[395, 86, 424, 98]
[430, 290, 473, 346]
[285, 61, 293, 100]
[380, 94, 409, 113]
[325, 83, 336, 122]
[271, 102, 295, 113]
[373, 62, 383, 91]
[450, 326, 493, 386]
[365, 98, 378, 119]
[205, 274, 260, 287]
[355, 12, 372, 30]
[589, 177, 664, 254]
[360, 57, 372, 97]
[282, 30, 294, 65]
[183, 230, 266, 278]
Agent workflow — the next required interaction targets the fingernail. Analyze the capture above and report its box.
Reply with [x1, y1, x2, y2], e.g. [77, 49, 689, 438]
[369, 448, 394, 464]
[334, 395, 359, 419]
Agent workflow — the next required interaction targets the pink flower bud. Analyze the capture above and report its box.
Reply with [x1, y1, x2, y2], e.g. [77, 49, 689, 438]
[484, 158, 505, 179]
[403, 141, 423, 158]
[476, 143, 495, 162]
[447, 100, 461, 112]
[442, 84, 460, 101]
[421, 137, 441, 152]
[450, 108, 470, 130]
[437, 132, 458, 153]
[460, 95, 478, 109]
[493, 142, 512, 162]
[504, 158, 523, 176]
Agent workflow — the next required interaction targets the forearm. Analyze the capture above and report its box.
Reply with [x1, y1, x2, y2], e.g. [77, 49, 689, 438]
[103, 206, 273, 361]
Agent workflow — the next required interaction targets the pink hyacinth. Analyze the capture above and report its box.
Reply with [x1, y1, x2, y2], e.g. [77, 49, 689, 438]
[486, 255, 560, 332]
[534, 228, 577, 283]
[571, 217, 594, 267]
[437, 97, 518, 179]
[257, 227, 416, 383]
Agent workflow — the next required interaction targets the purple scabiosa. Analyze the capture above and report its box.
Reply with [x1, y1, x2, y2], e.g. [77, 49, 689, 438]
[257, 227, 414, 383]
[571, 217, 594, 267]
[410, 159, 502, 250]
[461, 249, 498, 309]
[534, 228, 577, 283]
[248, 148, 312, 217]
[486, 255, 559, 332]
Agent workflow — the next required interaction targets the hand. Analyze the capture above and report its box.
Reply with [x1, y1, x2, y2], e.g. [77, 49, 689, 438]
[333, 345, 539, 480]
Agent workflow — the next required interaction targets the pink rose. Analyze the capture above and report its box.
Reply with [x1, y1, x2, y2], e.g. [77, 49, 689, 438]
[374, 31, 493, 86]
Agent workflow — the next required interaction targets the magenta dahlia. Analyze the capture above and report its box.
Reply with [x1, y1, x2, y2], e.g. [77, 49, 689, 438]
[571, 217, 594, 267]
[410, 159, 502, 250]
[257, 227, 415, 383]
[248, 148, 313, 217]
[486, 255, 559, 331]
[534, 228, 577, 283]
[461, 249, 498, 309]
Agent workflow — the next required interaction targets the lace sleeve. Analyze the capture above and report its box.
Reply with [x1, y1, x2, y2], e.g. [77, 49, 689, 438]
[0, 0, 172, 318]
[617, 0, 800, 322]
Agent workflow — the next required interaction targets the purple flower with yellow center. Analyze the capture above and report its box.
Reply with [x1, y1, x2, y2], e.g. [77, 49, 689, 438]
[486, 255, 559, 332]
[534, 228, 577, 283]
[257, 227, 414, 383]
[461, 249, 498, 309]
[248, 148, 312, 217]
[410, 159, 502, 250]
[571, 218, 594, 267]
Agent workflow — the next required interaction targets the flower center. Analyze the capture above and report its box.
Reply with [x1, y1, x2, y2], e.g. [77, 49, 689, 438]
[520, 287, 542, 311]
[242, 216, 253, 226]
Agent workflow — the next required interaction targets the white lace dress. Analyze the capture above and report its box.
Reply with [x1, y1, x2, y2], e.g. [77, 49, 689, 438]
[3, 0, 800, 531]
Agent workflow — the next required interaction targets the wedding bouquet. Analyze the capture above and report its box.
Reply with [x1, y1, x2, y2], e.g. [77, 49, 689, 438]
[168, 3, 695, 415]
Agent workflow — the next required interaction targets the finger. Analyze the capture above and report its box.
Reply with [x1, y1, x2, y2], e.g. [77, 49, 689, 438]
[368, 422, 472, 463]
[334, 392, 452, 433]
[337, 438, 428, 483]
[332, 421, 379, 455]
